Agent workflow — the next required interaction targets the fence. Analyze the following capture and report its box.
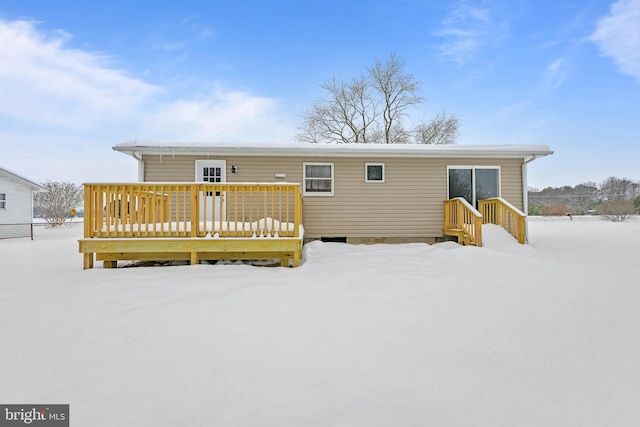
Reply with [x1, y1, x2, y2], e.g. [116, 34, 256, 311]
[0, 223, 35, 240]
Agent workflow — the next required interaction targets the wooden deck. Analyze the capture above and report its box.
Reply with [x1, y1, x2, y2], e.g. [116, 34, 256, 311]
[79, 183, 303, 268]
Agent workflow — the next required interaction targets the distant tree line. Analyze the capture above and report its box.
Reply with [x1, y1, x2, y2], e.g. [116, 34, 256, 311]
[528, 176, 640, 222]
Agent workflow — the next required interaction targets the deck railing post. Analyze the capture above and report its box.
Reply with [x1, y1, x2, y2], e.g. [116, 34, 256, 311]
[443, 200, 451, 229]
[517, 215, 526, 244]
[83, 184, 92, 238]
[475, 214, 483, 247]
[456, 199, 463, 231]
[191, 184, 198, 238]
[294, 184, 302, 238]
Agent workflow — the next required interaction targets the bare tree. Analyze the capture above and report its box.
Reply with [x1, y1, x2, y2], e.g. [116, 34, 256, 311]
[567, 182, 598, 214]
[599, 176, 639, 201]
[596, 176, 639, 222]
[34, 181, 83, 227]
[414, 110, 460, 145]
[296, 54, 458, 145]
[298, 75, 380, 144]
[367, 53, 423, 144]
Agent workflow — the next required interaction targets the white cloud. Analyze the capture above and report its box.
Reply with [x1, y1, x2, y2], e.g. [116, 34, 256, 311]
[0, 19, 293, 138]
[0, 20, 159, 129]
[0, 19, 295, 183]
[591, 0, 640, 81]
[544, 58, 568, 89]
[434, 1, 509, 64]
[143, 89, 294, 142]
[153, 41, 187, 51]
[495, 99, 533, 117]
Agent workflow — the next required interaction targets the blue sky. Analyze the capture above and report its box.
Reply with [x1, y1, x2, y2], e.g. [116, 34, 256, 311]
[0, 0, 638, 188]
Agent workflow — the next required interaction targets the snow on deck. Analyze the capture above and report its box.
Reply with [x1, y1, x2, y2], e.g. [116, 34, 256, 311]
[102, 217, 303, 238]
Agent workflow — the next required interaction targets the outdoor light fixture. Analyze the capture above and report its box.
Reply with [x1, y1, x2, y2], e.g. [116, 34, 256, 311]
[231, 165, 238, 173]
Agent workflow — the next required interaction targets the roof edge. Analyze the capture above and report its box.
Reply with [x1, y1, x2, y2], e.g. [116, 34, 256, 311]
[0, 166, 47, 191]
[113, 141, 553, 159]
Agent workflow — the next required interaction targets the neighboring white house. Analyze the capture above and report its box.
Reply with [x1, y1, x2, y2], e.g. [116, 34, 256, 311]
[0, 166, 46, 239]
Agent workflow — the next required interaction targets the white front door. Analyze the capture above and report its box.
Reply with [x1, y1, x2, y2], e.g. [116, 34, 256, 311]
[195, 160, 226, 221]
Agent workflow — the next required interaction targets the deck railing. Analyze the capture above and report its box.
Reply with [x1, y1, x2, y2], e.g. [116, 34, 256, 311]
[443, 197, 483, 247]
[83, 183, 303, 239]
[478, 197, 526, 244]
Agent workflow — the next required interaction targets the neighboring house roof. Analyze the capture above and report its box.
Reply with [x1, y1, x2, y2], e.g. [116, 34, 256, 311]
[0, 166, 47, 191]
[114, 141, 553, 160]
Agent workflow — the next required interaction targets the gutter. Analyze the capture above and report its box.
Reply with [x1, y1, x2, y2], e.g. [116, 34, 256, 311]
[521, 154, 547, 242]
[113, 144, 554, 159]
[128, 151, 145, 182]
[113, 143, 145, 181]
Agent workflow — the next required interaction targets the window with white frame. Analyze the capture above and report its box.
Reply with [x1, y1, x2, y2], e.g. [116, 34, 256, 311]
[303, 163, 334, 196]
[0, 193, 5, 209]
[365, 163, 385, 183]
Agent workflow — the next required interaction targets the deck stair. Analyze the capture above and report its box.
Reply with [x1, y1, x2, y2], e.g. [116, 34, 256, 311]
[443, 197, 527, 247]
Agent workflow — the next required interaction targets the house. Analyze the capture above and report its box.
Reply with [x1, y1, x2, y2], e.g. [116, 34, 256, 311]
[78, 142, 552, 269]
[0, 166, 46, 239]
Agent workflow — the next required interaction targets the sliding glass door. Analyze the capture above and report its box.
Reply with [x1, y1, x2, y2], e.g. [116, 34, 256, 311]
[448, 167, 500, 206]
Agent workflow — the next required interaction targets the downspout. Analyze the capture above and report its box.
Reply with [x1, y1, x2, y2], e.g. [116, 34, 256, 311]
[126, 151, 145, 182]
[522, 155, 540, 243]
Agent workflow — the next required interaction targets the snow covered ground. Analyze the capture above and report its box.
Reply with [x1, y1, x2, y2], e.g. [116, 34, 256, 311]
[1, 217, 639, 426]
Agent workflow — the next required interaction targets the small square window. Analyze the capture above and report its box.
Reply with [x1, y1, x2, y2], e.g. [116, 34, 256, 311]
[365, 163, 385, 183]
[0, 193, 5, 209]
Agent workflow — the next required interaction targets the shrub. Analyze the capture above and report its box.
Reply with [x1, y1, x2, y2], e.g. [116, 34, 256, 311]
[541, 204, 569, 216]
[597, 199, 636, 222]
[33, 181, 83, 227]
[528, 205, 542, 216]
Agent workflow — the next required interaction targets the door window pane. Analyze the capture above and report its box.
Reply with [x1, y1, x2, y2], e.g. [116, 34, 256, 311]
[475, 168, 499, 200]
[448, 168, 472, 202]
[203, 167, 222, 183]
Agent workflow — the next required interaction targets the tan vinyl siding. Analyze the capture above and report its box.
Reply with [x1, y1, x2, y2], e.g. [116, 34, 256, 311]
[142, 155, 524, 239]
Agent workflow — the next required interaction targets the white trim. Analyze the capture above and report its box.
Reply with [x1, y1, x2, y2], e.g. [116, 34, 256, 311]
[114, 141, 554, 159]
[365, 162, 385, 183]
[446, 165, 501, 205]
[303, 162, 334, 196]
